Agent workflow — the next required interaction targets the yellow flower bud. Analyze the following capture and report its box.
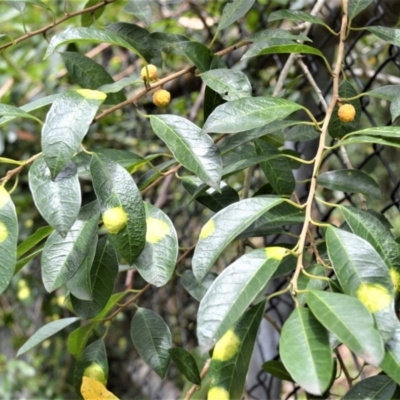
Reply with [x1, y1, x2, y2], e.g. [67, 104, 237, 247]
[83, 363, 107, 385]
[153, 89, 171, 107]
[141, 64, 158, 83]
[338, 104, 356, 123]
[102, 206, 127, 234]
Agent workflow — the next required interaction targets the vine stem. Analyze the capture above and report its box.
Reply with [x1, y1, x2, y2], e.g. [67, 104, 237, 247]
[184, 358, 212, 400]
[290, 0, 349, 295]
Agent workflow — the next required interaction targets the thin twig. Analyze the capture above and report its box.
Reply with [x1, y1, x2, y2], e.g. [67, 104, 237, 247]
[263, 313, 281, 334]
[335, 347, 353, 389]
[184, 358, 212, 400]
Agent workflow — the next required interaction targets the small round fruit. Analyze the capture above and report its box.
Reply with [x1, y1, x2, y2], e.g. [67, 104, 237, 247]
[102, 206, 127, 234]
[338, 104, 356, 123]
[153, 89, 171, 107]
[83, 363, 107, 385]
[141, 64, 158, 83]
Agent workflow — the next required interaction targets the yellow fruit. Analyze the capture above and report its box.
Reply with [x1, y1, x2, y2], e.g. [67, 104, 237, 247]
[83, 363, 107, 385]
[207, 386, 230, 400]
[141, 64, 158, 83]
[338, 104, 356, 123]
[102, 207, 127, 234]
[212, 329, 240, 362]
[153, 89, 171, 107]
[356, 282, 392, 313]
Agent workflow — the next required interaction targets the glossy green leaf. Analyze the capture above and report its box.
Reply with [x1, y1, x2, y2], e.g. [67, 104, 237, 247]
[366, 26, 400, 47]
[15, 246, 44, 274]
[255, 139, 295, 196]
[380, 324, 400, 385]
[73, 339, 108, 392]
[339, 135, 400, 149]
[66, 235, 98, 301]
[317, 169, 381, 199]
[41, 201, 100, 293]
[176, 41, 214, 73]
[106, 23, 160, 65]
[208, 300, 265, 399]
[41, 89, 106, 178]
[61, 52, 126, 105]
[202, 97, 304, 135]
[181, 271, 217, 302]
[328, 81, 361, 139]
[0, 104, 41, 124]
[218, 0, 255, 30]
[248, 28, 311, 43]
[326, 226, 397, 342]
[0, 187, 18, 294]
[90, 291, 127, 321]
[342, 126, 400, 140]
[132, 203, 178, 287]
[197, 247, 284, 350]
[71, 236, 118, 319]
[297, 264, 327, 306]
[90, 154, 146, 264]
[124, 0, 152, 26]
[348, 0, 374, 20]
[203, 59, 226, 121]
[364, 85, 400, 101]
[67, 322, 95, 358]
[17, 225, 53, 259]
[192, 197, 283, 281]
[137, 159, 177, 190]
[284, 124, 320, 142]
[17, 317, 79, 356]
[268, 9, 330, 29]
[280, 307, 333, 396]
[81, 0, 104, 27]
[200, 69, 251, 101]
[343, 374, 396, 399]
[168, 348, 200, 385]
[219, 120, 299, 155]
[391, 93, 400, 122]
[130, 308, 171, 378]
[29, 156, 81, 236]
[0, 94, 60, 128]
[97, 74, 139, 94]
[308, 290, 384, 366]
[45, 27, 145, 60]
[182, 177, 239, 213]
[149, 115, 222, 190]
[262, 361, 294, 382]
[242, 43, 326, 62]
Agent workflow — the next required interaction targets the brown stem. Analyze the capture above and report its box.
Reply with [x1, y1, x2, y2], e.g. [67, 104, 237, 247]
[184, 358, 212, 400]
[335, 347, 352, 389]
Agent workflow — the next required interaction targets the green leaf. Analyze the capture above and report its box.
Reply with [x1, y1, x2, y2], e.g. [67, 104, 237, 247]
[7, 0, 53, 13]
[364, 85, 400, 101]
[328, 81, 361, 139]
[45, 27, 145, 60]
[219, 120, 299, 155]
[262, 361, 294, 382]
[242, 43, 326, 62]
[380, 324, 400, 385]
[17, 225, 53, 259]
[307, 290, 384, 366]
[339, 135, 400, 149]
[61, 52, 126, 105]
[200, 69, 252, 101]
[90, 154, 146, 264]
[176, 41, 215, 73]
[0, 94, 61, 128]
[0, 187, 18, 294]
[168, 348, 200, 385]
[137, 159, 177, 191]
[81, 0, 105, 27]
[248, 28, 311, 43]
[317, 169, 381, 199]
[71, 236, 119, 319]
[280, 307, 333, 396]
[66, 235, 97, 301]
[255, 140, 295, 196]
[0, 104, 41, 124]
[326, 226, 397, 342]
[218, 0, 255, 30]
[366, 26, 400, 47]
[149, 115, 222, 190]
[192, 197, 284, 281]
[90, 291, 127, 321]
[106, 23, 160, 65]
[41, 201, 100, 292]
[29, 156, 81, 236]
[132, 203, 178, 287]
[391, 93, 400, 122]
[297, 264, 327, 306]
[208, 300, 265, 399]
[17, 317, 79, 357]
[202, 97, 304, 135]
[15, 246, 44, 274]
[181, 271, 217, 302]
[73, 339, 108, 392]
[124, 0, 152, 26]
[182, 177, 239, 213]
[284, 124, 320, 142]
[197, 247, 284, 350]
[343, 374, 396, 399]
[348, 0, 374, 20]
[41, 89, 106, 178]
[67, 322, 95, 358]
[97, 74, 139, 94]
[130, 308, 171, 378]
[268, 9, 330, 30]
